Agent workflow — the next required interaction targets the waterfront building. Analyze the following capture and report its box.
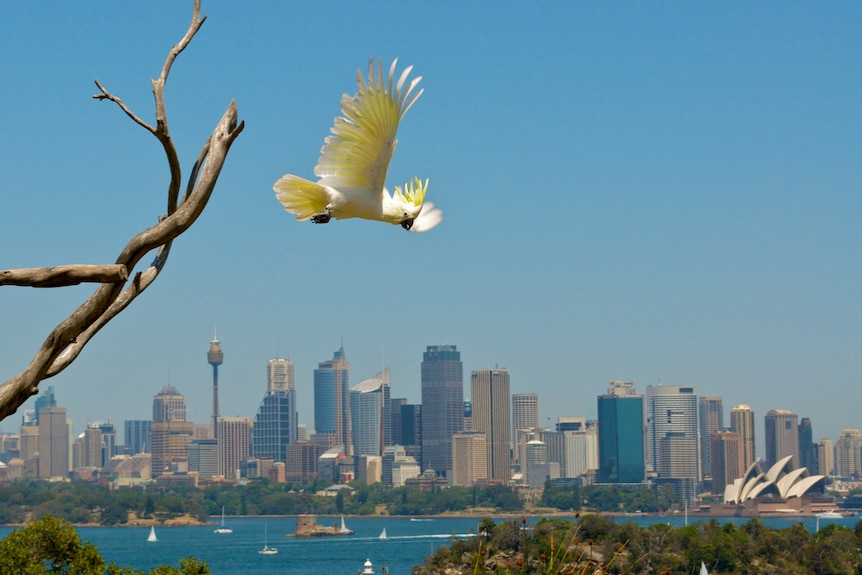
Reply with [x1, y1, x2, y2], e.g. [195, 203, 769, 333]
[314, 346, 351, 455]
[764, 409, 799, 468]
[730, 404, 756, 469]
[646, 385, 698, 503]
[562, 427, 598, 478]
[511, 393, 539, 458]
[284, 441, 322, 484]
[420, 344, 463, 476]
[471, 368, 512, 482]
[597, 382, 645, 484]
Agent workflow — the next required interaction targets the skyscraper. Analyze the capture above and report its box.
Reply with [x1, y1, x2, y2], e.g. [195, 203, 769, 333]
[646, 385, 698, 480]
[798, 417, 818, 474]
[400, 403, 422, 460]
[730, 404, 756, 470]
[710, 430, 742, 496]
[471, 368, 511, 482]
[38, 406, 69, 478]
[252, 375, 297, 462]
[313, 346, 351, 454]
[597, 382, 645, 483]
[420, 344, 463, 476]
[511, 393, 539, 454]
[764, 409, 799, 468]
[151, 385, 194, 476]
[207, 331, 224, 438]
[834, 429, 862, 478]
[217, 416, 251, 479]
[818, 438, 834, 476]
[451, 431, 488, 487]
[350, 377, 385, 457]
[124, 420, 152, 454]
[389, 398, 407, 446]
[267, 358, 295, 392]
[698, 396, 723, 480]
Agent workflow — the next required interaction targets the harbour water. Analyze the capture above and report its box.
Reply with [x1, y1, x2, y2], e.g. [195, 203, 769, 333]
[0, 514, 854, 574]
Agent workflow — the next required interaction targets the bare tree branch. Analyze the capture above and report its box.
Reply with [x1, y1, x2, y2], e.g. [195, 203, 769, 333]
[0, 1, 244, 421]
[0, 265, 128, 287]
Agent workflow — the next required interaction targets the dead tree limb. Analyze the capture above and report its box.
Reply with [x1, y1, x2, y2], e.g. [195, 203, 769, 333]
[0, 0, 244, 421]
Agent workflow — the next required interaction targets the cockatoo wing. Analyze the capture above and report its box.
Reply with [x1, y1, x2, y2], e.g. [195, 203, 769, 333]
[410, 201, 442, 233]
[314, 58, 423, 197]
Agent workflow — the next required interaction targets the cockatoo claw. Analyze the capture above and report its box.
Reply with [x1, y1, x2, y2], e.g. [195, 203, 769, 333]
[310, 211, 332, 224]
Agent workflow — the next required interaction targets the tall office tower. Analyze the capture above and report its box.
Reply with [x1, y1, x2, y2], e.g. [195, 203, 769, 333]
[818, 438, 834, 476]
[252, 378, 297, 462]
[19, 425, 39, 461]
[698, 396, 723, 481]
[400, 404, 422, 460]
[313, 346, 351, 455]
[646, 385, 698, 480]
[37, 406, 69, 478]
[350, 378, 385, 457]
[150, 385, 194, 476]
[217, 416, 251, 479]
[798, 417, 818, 473]
[512, 393, 539, 457]
[389, 398, 407, 446]
[420, 344, 463, 476]
[73, 426, 102, 470]
[730, 404, 756, 470]
[451, 431, 488, 487]
[463, 400, 473, 431]
[97, 422, 117, 466]
[834, 429, 862, 478]
[764, 409, 799, 468]
[124, 420, 152, 454]
[188, 439, 219, 478]
[710, 430, 742, 496]
[561, 427, 598, 478]
[266, 358, 295, 392]
[597, 383, 645, 483]
[33, 386, 56, 425]
[207, 332, 224, 438]
[471, 368, 512, 482]
[608, 380, 637, 397]
[370, 368, 392, 448]
[284, 441, 323, 484]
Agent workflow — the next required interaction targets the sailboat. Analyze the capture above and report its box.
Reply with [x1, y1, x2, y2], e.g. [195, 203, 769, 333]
[378, 527, 387, 540]
[147, 526, 157, 543]
[339, 515, 354, 535]
[258, 523, 278, 555]
[214, 506, 233, 534]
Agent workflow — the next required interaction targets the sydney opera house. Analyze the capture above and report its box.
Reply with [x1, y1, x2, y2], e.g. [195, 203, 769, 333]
[719, 455, 834, 515]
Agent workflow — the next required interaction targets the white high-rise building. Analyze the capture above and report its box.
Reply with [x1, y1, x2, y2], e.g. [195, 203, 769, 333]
[562, 428, 598, 478]
[511, 393, 539, 446]
[646, 385, 698, 480]
[267, 358, 295, 392]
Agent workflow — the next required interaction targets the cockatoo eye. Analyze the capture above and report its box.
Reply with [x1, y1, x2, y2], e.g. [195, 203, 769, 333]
[401, 219, 414, 231]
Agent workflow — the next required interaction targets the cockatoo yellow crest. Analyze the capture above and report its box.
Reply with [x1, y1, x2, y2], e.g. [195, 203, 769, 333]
[273, 58, 442, 232]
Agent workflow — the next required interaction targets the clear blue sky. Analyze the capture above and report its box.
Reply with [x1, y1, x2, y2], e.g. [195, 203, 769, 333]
[1, 2, 860, 452]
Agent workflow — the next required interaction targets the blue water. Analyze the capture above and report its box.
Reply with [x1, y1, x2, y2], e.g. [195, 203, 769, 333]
[0, 514, 854, 575]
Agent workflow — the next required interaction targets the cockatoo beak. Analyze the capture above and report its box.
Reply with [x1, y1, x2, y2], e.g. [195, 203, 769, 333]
[401, 219, 415, 231]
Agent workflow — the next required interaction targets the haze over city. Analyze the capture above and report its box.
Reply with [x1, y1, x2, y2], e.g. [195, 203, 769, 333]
[1, 2, 860, 451]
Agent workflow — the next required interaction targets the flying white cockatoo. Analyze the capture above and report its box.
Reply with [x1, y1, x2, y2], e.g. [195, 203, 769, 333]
[273, 58, 441, 232]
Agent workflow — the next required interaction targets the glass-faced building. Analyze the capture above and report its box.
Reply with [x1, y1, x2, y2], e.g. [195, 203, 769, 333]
[597, 390, 645, 483]
[252, 389, 297, 462]
[314, 347, 351, 453]
[420, 344, 463, 477]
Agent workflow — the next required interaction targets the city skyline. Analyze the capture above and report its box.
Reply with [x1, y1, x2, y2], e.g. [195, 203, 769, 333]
[2, 2, 861, 460]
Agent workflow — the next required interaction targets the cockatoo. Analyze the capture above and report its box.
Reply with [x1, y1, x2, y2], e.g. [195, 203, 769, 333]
[273, 58, 442, 232]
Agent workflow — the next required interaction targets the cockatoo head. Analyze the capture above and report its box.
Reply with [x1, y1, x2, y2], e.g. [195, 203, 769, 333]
[393, 177, 429, 231]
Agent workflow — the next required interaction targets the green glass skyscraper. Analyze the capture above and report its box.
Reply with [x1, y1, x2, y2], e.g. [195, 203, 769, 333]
[597, 381, 645, 483]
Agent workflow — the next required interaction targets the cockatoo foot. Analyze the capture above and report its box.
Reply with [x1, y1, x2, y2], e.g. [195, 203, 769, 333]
[310, 211, 332, 224]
